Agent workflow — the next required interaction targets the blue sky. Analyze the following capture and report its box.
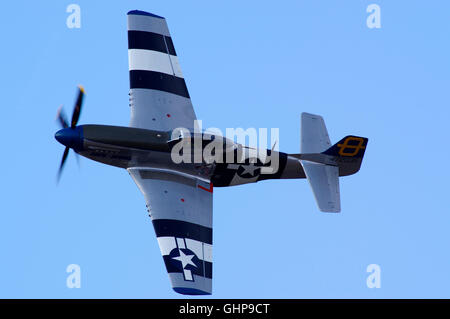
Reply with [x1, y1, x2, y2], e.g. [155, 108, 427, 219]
[1, 0, 450, 298]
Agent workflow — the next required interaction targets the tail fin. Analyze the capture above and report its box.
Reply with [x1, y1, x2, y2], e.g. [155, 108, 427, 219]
[298, 113, 368, 213]
[322, 135, 369, 176]
[322, 135, 368, 158]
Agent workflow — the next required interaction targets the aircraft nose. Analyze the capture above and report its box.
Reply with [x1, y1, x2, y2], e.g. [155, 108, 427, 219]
[55, 127, 83, 149]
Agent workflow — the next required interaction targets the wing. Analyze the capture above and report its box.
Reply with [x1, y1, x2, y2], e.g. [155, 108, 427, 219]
[127, 10, 197, 131]
[128, 167, 213, 295]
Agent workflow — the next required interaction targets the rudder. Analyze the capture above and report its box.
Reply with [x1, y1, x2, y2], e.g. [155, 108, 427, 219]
[322, 135, 369, 176]
[322, 135, 368, 158]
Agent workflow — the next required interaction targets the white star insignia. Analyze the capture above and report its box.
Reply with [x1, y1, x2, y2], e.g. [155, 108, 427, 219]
[240, 163, 259, 176]
[172, 249, 197, 269]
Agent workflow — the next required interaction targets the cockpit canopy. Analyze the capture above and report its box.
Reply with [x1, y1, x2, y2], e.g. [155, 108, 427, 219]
[168, 130, 239, 151]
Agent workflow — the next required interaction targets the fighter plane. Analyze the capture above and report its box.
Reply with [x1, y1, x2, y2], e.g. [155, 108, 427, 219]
[54, 10, 368, 295]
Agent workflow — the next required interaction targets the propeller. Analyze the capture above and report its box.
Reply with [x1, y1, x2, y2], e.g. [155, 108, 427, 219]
[56, 85, 85, 182]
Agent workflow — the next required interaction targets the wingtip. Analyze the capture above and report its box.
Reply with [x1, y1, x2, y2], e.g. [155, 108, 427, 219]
[319, 206, 341, 213]
[127, 10, 165, 19]
[173, 287, 211, 295]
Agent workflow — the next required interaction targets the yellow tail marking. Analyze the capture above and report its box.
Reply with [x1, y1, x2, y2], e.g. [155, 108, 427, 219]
[337, 137, 366, 156]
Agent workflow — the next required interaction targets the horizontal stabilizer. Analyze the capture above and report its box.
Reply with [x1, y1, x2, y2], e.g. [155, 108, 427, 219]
[300, 160, 340, 213]
[301, 113, 331, 153]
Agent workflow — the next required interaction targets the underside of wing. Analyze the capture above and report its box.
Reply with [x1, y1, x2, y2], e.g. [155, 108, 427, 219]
[128, 167, 213, 295]
[127, 10, 197, 131]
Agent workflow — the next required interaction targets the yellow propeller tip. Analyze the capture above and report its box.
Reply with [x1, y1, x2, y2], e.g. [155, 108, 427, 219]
[55, 105, 63, 119]
[78, 85, 85, 93]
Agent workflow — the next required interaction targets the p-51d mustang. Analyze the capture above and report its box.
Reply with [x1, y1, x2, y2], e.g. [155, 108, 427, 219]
[55, 10, 368, 295]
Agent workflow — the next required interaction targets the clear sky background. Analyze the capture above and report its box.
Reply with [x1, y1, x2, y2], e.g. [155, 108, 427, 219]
[1, 0, 450, 298]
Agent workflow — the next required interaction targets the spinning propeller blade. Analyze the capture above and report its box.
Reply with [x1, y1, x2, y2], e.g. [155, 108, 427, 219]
[55, 85, 85, 182]
[71, 85, 84, 128]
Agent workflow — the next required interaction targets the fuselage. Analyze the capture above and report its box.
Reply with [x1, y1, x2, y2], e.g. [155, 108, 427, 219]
[55, 124, 306, 187]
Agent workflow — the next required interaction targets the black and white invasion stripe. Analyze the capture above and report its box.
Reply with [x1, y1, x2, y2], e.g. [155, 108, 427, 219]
[154, 219, 213, 280]
[127, 11, 190, 98]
